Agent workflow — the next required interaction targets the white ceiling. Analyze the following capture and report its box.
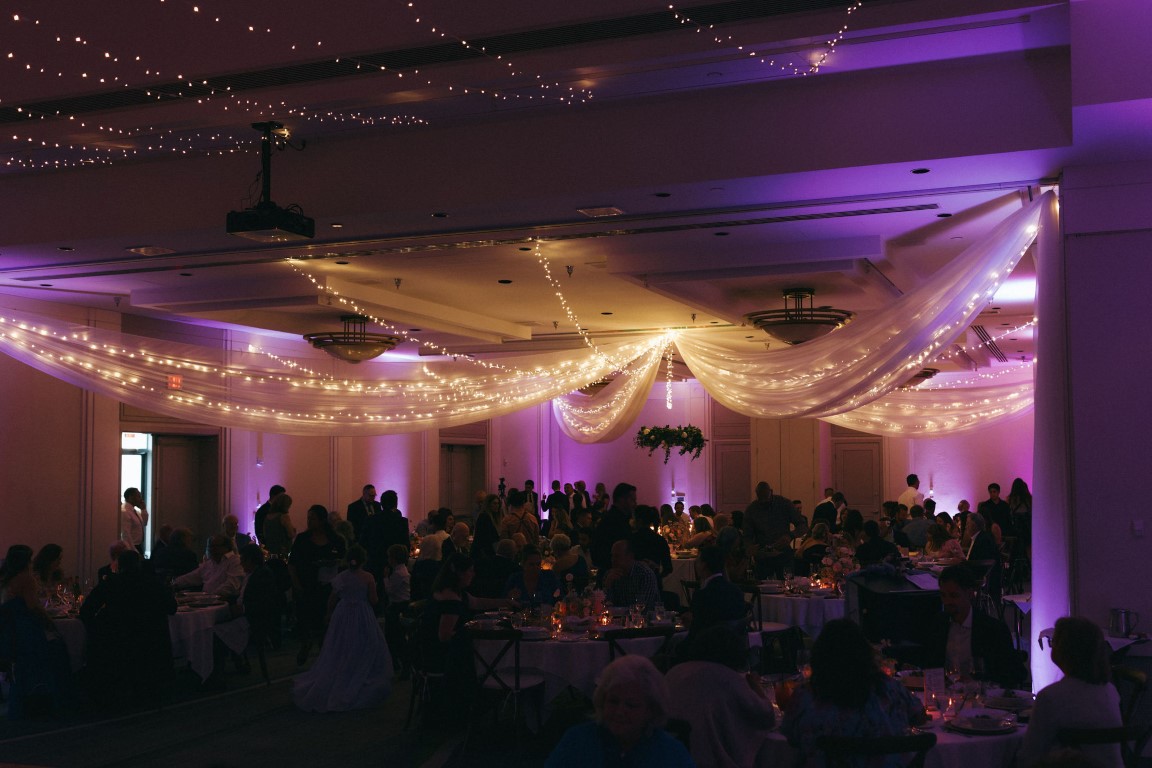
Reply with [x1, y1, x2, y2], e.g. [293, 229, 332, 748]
[0, 0, 1111, 377]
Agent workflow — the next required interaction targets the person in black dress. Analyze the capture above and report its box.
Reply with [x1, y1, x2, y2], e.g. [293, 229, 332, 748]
[289, 505, 347, 666]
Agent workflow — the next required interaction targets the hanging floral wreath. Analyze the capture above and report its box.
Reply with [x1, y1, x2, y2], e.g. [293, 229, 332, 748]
[634, 424, 708, 463]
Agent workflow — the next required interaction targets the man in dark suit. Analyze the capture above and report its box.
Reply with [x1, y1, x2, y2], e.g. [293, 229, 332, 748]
[678, 544, 747, 660]
[253, 484, 286, 546]
[812, 491, 845, 533]
[924, 564, 1023, 687]
[347, 483, 384, 542]
[362, 489, 409, 599]
[523, 479, 541, 515]
[590, 482, 636, 571]
[964, 513, 1002, 601]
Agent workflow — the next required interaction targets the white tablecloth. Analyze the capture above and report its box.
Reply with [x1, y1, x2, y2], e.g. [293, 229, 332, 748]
[759, 594, 846, 637]
[759, 718, 1024, 768]
[55, 604, 231, 680]
[474, 632, 670, 703]
[670, 559, 696, 599]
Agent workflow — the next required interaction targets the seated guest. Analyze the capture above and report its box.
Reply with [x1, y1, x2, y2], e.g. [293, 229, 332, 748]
[570, 508, 596, 555]
[151, 524, 173, 557]
[409, 536, 443, 602]
[603, 539, 659, 612]
[546, 655, 693, 767]
[98, 540, 133, 582]
[472, 538, 522, 599]
[924, 523, 964, 562]
[679, 544, 747, 659]
[835, 509, 864, 550]
[151, 527, 198, 581]
[934, 512, 956, 538]
[80, 549, 176, 704]
[440, 521, 471, 561]
[854, 520, 900, 566]
[782, 619, 926, 764]
[32, 544, 66, 604]
[213, 543, 283, 673]
[550, 534, 590, 592]
[173, 534, 244, 597]
[923, 564, 1024, 687]
[683, 515, 716, 549]
[901, 505, 932, 549]
[667, 624, 775, 768]
[964, 513, 1002, 601]
[1019, 617, 1123, 768]
[503, 545, 562, 605]
[221, 514, 253, 553]
[713, 512, 731, 534]
[631, 506, 673, 588]
[797, 523, 831, 577]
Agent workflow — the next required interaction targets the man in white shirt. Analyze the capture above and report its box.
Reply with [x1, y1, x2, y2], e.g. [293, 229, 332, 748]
[897, 474, 925, 510]
[175, 534, 244, 597]
[120, 487, 149, 554]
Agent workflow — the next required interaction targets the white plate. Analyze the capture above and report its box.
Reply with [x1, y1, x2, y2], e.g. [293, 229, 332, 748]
[948, 715, 1015, 735]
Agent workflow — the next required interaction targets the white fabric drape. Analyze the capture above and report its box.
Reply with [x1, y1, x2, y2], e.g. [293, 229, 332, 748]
[552, 339, 667, 443]
[674, 193, 1049, 419]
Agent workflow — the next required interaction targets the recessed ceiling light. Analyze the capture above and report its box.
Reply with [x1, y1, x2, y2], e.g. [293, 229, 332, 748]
[518, 247, 532, 251]
[498, 279, 513, 284]
[57, 246, 74, 251]
[126, 245, 175, 256]
[179, 272, 193, 277]
[937, 213, 952, 218]
[710, 321, 720, 324]
[431, 212, 448, 218]
[331, 222, 344, 229]
[911, 168, 931, 174]
[40, 283, 52, 287]
[335, 260, 350, 265]
[601, 311, 614, 315]
[409, 329, 421, 332]
[745, 335, 754, 339]
[654, 192, 671, 198]
[714, 231, 729, 237]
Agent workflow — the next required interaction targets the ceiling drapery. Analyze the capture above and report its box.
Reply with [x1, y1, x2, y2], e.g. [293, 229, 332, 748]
[673, 193, 1049, 420]
[0, 194, 1049, 439]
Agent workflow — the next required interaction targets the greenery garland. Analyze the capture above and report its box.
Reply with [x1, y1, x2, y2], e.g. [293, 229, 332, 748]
[634, 424, 708, 463]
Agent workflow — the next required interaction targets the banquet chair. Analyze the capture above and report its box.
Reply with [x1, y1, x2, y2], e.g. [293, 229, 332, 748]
[1057, 725, 1147, 768]
[680, 579, 698, 606]
[468, 628, 546, 739]
[969, 559, 1003, 620]
[597, 625, 677, 665]
[742, 585, 766, 631]
[1112, 666, 1151, 761]
[758, 623, 803, 677]
[817, 732, 937, 768]
[403, 605, 444, 731]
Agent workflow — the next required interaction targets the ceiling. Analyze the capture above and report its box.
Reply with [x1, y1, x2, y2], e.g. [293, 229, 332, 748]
[0, 0, 1117, 379]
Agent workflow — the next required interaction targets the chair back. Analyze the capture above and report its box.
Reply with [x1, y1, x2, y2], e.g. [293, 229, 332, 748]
[742, 584, 765, 631]
[468, 627, 529, 693]
[1057, 725, 1145, 768]
[680, 579, 699, 605]
[1113, 665, 1148, 727]
[596, 625, 676, 662]
[817, 732, 937, 768]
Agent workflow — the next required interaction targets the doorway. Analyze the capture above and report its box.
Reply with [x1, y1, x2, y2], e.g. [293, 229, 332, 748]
[152, 434, 220, 550]
[831, 426, 883, 518]
[440, 444, 485, 520]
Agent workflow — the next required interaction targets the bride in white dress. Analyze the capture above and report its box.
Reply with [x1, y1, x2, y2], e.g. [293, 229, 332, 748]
[293, 544, 393, 711]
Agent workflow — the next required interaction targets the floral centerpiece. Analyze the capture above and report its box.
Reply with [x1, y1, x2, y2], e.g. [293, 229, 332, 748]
[634, 424, 708, 463]
[820, 547, 858, 588]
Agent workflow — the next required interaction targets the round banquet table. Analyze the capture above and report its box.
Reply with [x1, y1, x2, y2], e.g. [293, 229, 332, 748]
[670, 558, 696, 598]
[55, 603, 231, 680]
[758, 715, 1025, 768]
[473, 630, 672, 704]
[759, 593, 846, 637]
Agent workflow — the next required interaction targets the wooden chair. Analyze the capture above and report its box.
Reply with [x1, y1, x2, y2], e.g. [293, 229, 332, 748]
[1112, 665, 1151, 763]
[758, 623, 803, 677]
[468, 627, 547, 737]
[680, 579, 699, 606]
[741, 584, 766, 631]
[596, 625, 677, 663]
[403, 603, 444, 730]
[1057, 726, 1147, 768]
[817, 732, 937, 768]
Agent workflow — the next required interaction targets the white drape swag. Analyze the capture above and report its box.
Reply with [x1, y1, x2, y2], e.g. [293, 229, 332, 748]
[0, 194, 1051, 438]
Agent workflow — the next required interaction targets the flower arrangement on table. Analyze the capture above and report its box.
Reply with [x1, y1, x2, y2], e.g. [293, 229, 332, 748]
[819, 547, 859, 587]
[634, 424, 708, 463]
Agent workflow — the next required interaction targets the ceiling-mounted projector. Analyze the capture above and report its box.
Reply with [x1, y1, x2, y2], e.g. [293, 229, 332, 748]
[227, 201, 314, 242]
[227, 121, 314, 242]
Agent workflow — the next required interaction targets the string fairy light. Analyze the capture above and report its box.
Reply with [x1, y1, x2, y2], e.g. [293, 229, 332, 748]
[668, 1, 863, 76]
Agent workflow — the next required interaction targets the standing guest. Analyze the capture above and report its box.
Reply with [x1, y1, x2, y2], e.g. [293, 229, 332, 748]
[347, 483, 383, 543]
[924, 564, 1022, 686]
[98, 540, 134, 582]
[80, 549, 175, 705]
[120, 487, 149, 555]
[978, 482, 1013, 539]
[743, 481, 808, 579]
[503, 545, 562, 605]
[221, 514, 253, 553]
[498, 489, 541, 546]
[523, 479, 541, 516]
[544, 480, 571, 533]
[782, 619, 926, 765]
[361, 488, 410, 599]
[897, 474, 924, 510]
[812, 492, 845, 534]
[631, 506, 673, 589]
[152, 528, 199, 581]
[573, 480, 592, 511]
[1008, 477, 1033, 559]
[667, 624, 775, 768]
[253, 484, 286, 546]
[591, 482, 637, 572]
[590, 481, 611, 520]
[471, 493, 503, 564]
[383, 543, 411, 679]
[550, 534, 590, 592]
[1019, 617, 1123, 768]
[288, 505, 347, 666]
[293, 545, 393, 712]
[546, 655, 694, 768]
[262, 493, 296, 558]
[174, 534, 244, 597]
[441, 521, 471, 561]
[603, 539, 659, 612]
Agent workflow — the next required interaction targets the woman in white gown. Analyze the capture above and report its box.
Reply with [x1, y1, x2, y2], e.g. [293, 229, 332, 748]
[293, 544, 393, 711]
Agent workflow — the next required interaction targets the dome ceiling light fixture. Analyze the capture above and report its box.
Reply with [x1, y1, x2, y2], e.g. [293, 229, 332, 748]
[900, 367, 940, 389]
[303, 315, 401, 363]
[745, 288, 854, 345]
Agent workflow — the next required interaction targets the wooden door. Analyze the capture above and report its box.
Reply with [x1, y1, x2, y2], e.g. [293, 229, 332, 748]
[153, 434, 219, 545]
[832, 440, 882, 518]
[440, 444, 485, 519]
